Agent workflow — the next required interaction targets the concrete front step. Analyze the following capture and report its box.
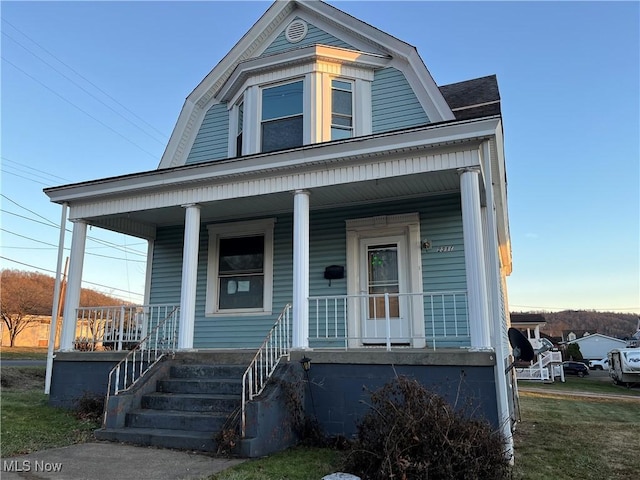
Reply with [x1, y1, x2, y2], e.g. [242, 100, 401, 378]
[95, 427, 217, 452]
[169, 364, 246, 379]
[126, 409, 230, 432]
[141, 392, 241, 413]
[158, 378, 243, 395]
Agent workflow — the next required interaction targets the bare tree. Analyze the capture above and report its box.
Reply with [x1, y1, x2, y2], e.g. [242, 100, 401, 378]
[1, 270, 52, 347]
[1, 269, 126, 347]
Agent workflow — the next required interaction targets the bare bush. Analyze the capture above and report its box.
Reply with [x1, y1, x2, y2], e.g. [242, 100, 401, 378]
[343, 376, 510, 480]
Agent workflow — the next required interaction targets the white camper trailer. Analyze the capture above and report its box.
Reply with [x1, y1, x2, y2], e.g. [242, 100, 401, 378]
[608, 348, 640, 386]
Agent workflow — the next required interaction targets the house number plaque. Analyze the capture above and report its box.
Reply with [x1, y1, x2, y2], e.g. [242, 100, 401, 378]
[436, 246, 454, 253]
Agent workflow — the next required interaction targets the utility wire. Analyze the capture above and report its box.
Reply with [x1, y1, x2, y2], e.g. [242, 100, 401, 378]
[0, 256, 144, 298]
[1, 156, 70, 183]
[1, 228, 145, 263]
[2, 30, 166, 145]
[1, 194, 59, 227]
[2, 57, 159, 160]
[1, 18, 168, 140]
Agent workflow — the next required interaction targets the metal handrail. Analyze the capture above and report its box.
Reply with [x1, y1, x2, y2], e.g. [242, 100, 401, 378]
[102, 306, 179, 428]
[241, 303, 292, 438]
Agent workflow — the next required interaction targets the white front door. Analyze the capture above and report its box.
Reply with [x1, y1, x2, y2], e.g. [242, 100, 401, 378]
[360, 235, 410, 344]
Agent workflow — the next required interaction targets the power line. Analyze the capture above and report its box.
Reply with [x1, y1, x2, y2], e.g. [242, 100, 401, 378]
[0, 228, 146, 263]
[0, 256, 143, 298]
[0, 169, 51, 186]
[1, 204, 147, 257]
[2, 30, 167, 146]
[1, 194, 59, 227]
[1, 18, 168, 141]
[2, 57, 159, 160]
[1, 156, 70, 183]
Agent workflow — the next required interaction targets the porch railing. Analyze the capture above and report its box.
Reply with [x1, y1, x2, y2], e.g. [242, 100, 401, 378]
[102, 306, 179, 427]
[74, 304, 178, 351]
[241, 303, 292, 438]
[308, 291, 469, 350]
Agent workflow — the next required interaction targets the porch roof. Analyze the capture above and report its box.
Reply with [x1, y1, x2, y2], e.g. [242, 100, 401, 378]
[45, 117, 501, 225]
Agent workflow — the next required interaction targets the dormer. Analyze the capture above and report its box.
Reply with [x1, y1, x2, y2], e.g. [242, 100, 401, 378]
[220, 43, 389, 156]
[159, 1, 455, 169]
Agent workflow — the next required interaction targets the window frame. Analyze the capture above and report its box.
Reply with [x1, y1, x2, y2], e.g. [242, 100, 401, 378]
[260, 79, 305, 153]
[330, 78, 354, 140]
[205, 218, 275, 316]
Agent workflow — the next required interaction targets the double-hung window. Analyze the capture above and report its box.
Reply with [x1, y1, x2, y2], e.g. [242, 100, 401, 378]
[261, 81, 303, 153]
[235, 101, 244, 156]
[331, 79, 353, 140]
[206, 219, 275, 316]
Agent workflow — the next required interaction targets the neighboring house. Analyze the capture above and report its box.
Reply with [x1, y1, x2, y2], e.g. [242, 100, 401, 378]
[567, 333, 627, 360]
[0, 315, 51, 347]
[43, 1, 516, 458]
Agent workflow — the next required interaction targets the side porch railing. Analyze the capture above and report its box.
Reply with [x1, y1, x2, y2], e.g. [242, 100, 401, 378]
[102, 305, 179, 427]
[308, 291, 469, 350]
[75, 304, 178, 351]
[241, 303, 292, 438]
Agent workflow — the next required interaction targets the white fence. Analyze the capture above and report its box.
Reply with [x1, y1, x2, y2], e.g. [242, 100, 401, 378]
[74, 304, 179, 351]
[308, 291, 469, 350]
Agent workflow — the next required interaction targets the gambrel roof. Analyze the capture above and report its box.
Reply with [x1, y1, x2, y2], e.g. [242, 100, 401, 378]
[158, 0, 457, 169]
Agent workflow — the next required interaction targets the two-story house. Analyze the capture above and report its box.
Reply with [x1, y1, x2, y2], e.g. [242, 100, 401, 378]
[44, 0, 516, 458]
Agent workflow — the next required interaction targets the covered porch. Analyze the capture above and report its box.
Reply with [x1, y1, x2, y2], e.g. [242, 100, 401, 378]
[45, 118, 508, 356]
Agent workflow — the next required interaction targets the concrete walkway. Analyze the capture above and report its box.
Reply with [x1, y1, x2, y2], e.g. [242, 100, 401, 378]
[0, 442, 245, 480]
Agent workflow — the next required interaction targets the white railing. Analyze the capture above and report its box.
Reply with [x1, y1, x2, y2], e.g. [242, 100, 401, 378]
[241, 304, 292, 438]
[308, 291, 469, 350]
[74, 304, 178, 351]
[103, 306, 179, 427]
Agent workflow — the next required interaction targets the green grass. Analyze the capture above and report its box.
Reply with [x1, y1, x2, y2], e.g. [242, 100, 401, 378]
[519, 374, 640, 397]
[512, 392, 640, 480]
[0, 366, 100, 457]
[0, 346, 48, 360]
[210, 446, 341, 480]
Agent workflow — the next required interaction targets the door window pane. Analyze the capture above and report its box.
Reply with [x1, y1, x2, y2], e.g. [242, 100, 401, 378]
[367, 244, 399, 318]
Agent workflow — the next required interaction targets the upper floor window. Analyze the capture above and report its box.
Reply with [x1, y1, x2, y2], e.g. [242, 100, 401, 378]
[236, 101, 244, 156]
[261, 81, 303, 153]
[331, 79, 353, 140]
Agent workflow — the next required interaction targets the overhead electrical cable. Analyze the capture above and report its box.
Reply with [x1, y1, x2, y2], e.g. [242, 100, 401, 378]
[1, 18, 168, 140]
[2, 30, 167, 145]
[0, 256, 144, 298]
[2, 57, 159, 160]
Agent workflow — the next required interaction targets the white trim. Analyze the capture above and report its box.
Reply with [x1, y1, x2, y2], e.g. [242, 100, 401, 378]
[205, 218, 275, 317]
[345, 212, 424, 348]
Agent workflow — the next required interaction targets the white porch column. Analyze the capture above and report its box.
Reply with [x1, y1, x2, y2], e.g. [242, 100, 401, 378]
[60, 220, 87, 351]
[458, 167, 491, 348]
[178, 204, 201, 350]
[292, 190, 310, 349]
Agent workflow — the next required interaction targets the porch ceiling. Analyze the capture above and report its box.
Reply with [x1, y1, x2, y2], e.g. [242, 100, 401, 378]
[92, 169, 462, 233]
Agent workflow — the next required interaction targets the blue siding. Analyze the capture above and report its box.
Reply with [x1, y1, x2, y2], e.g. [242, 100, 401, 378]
[148, 195, 467, 349]
[185, 103, 229, 165]
[372, 67, 429, 133]
[262, 19, 353, 56]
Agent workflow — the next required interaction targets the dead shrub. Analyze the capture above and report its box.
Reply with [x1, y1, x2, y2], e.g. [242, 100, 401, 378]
[342, 376, 510, 480]
[73, 392, 105, 422]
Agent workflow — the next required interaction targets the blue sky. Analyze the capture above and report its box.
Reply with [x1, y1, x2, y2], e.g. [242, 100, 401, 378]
[1, 1, 638, 313]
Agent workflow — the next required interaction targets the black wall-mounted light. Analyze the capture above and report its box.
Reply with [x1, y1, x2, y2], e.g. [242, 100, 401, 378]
[299, 355, 312, 372]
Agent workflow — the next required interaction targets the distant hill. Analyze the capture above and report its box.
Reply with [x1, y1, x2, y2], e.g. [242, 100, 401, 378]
[511, 310, 639, 340]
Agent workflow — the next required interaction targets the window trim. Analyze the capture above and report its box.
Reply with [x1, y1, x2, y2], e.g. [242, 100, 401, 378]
[226, 46, 377, 157]
[205, 218, 275, 316]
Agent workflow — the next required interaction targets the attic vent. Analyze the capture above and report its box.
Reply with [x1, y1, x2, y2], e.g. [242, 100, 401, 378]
[285, 19, 308, 43]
